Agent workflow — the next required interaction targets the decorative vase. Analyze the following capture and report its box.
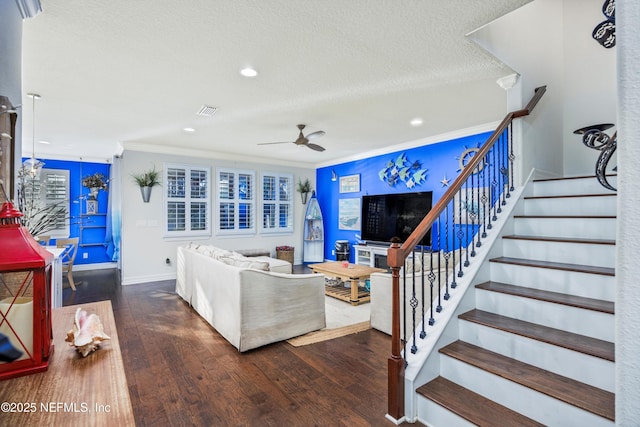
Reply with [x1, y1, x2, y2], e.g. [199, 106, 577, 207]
[140, 186, 152, 203]
[89, 187, 100, 200]
[300, 192, 309, 205]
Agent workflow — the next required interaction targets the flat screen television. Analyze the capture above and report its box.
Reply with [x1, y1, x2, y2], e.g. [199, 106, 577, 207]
[361, 191, 433, 246]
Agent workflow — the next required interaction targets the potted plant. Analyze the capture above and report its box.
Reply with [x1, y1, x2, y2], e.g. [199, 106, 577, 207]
[132, 166, 161, 203]
[82, 172, 108, 200]
[296, 178, 312, 204]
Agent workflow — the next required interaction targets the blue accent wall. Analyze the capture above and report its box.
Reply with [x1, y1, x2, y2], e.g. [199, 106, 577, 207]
[315, 131, 492, 262]
[22, 158, 111, 265]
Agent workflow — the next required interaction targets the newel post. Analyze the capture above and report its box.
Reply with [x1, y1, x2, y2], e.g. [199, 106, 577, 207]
[387, 237, 405, 420]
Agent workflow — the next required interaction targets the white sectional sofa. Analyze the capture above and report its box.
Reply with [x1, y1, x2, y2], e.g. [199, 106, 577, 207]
[176, 244, 326, 352]
[370, 251, 460, 336]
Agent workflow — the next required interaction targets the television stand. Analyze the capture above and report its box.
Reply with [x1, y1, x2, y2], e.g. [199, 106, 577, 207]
[354, 244, 390, 270]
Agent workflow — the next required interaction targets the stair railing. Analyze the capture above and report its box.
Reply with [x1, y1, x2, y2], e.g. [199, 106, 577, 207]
[386, 86, 547, 420]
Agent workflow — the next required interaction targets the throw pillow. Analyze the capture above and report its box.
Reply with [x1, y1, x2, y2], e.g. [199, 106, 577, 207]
[218, 256, 270, 271]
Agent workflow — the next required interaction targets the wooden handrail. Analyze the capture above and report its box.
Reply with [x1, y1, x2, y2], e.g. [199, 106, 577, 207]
[386, 85, 546, 421]
[389, 85, 547, 264]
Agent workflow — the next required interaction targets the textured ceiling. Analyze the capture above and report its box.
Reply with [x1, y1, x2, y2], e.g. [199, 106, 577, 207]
[21, 0, 531, 167]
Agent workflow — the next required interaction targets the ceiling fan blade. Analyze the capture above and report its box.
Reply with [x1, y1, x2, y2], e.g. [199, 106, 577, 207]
[305, 130, 325, 140]
[306, 143, 325, 152]
[257, 141, 293, 146]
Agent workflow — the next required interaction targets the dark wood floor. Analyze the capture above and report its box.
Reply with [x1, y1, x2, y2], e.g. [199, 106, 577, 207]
[62, 269, 420, 426]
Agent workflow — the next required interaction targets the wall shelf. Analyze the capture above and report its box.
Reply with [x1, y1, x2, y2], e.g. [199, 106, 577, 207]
[79, 202, 107, 248]
[303, 192, 324, 263]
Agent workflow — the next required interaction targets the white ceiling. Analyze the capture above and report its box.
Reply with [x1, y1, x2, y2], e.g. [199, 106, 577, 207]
[20, 0, 531, 167]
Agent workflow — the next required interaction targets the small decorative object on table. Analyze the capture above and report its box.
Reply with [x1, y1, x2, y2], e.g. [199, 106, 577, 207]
[65, 307, 110, 357]
[275, 245, 294, 265]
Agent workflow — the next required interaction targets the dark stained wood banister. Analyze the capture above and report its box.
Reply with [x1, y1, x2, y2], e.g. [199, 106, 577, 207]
[385, 85, 547, 421]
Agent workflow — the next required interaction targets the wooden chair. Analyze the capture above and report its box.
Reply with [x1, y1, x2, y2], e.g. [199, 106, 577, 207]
[37, 235, 51, 245]
[56, 238, 79, 291]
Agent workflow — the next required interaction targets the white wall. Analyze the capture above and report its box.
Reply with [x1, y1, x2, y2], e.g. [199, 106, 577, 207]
[119, 150, 316, 285]
[616, 0, 640, 423]
[0, 0, 25, 197]
[468, 0, 565, 180]
[563, 0, 617, 176]
[469, 0, 616, 178]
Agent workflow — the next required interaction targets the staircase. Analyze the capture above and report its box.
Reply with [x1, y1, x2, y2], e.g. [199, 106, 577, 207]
[415, 176, 616, 426]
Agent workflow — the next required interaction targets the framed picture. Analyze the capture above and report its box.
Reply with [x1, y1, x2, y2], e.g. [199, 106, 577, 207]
[338, 198, 361, 230]
[86, 199, 98, 215]
[339, 174, 360, 193]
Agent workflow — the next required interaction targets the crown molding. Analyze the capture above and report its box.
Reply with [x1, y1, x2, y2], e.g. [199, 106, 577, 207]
[15, 0, 41, 19]
[314, 121, 501, 169]
[120, 142, 317, 170]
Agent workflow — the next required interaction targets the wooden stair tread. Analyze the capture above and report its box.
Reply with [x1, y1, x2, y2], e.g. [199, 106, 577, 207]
[503, 234, 615, 245]
[491, 256, 615, 276]
[524, 193, 616, 200]
[416, 376, 545, 427]
[458, 309, 615, 362]
[476, 281, 614, 314]
[533, 174, 616, 183]
[440, 341, 615, 421]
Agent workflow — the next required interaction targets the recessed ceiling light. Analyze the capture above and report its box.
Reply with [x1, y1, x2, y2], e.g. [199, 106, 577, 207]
[240, 67, 258, 77]
[410, 117, 424, 127]
[38, 140, 50, 144]
[183, 127, 196, 133]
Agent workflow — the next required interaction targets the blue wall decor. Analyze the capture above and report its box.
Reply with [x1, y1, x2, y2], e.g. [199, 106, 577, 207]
[316, 131, 493, 262]
[378, 152, 428, 188]
[22, 158, 112, 265]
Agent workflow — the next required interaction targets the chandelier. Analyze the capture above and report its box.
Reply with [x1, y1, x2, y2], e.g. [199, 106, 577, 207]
[21, 93, 44, 178]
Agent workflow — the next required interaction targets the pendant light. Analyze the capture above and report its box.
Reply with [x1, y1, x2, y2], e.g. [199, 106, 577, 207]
[22, 93, 44, 178]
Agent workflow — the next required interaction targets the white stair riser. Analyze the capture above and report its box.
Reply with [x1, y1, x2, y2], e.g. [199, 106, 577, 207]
[475, 290, 614, 341]
[524, 196, 616, 216]
[489, 262, 615, 301]
[502, 239, 615, 268]
[459, 320, 614, 392]
[514, 217, 616, 240]
[416, 396, 476, 427]
[533, 177, 617, 197]
[440, 354, 614, 427]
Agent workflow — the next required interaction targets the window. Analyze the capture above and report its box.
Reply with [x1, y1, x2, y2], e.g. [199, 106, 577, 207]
[19, 168, 70, 238]
[261, 172, 293, 233]
[164, 164, 210, 238]
[217, 169, 255, 235]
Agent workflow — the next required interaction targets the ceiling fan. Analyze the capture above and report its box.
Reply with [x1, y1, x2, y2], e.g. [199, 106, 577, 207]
[258, 124, 326, 152]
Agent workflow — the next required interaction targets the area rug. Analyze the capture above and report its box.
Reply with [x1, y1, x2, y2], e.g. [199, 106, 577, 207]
[287, 320, 371, 346]
[286, 295, 371, 347]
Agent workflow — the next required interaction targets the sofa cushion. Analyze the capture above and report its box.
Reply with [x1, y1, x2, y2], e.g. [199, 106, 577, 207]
[235, 248, 271, 257]
[218, 256, 270, 271]
[253, 256, 292, 274]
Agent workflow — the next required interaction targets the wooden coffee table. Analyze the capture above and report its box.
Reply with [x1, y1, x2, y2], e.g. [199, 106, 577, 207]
[309, 261, 385, 306]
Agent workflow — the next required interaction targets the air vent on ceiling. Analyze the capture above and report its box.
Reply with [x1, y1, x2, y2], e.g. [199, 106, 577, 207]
[196, 105, 217, 117]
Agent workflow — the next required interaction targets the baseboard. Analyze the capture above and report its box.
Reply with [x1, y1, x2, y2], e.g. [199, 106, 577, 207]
[74, 262, 118, 271]
[533, 168, 563, 180]
[121, 272, 177, 286]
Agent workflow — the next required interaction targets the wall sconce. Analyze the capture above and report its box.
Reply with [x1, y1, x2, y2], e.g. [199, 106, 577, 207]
[331, 170, 337, 181]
